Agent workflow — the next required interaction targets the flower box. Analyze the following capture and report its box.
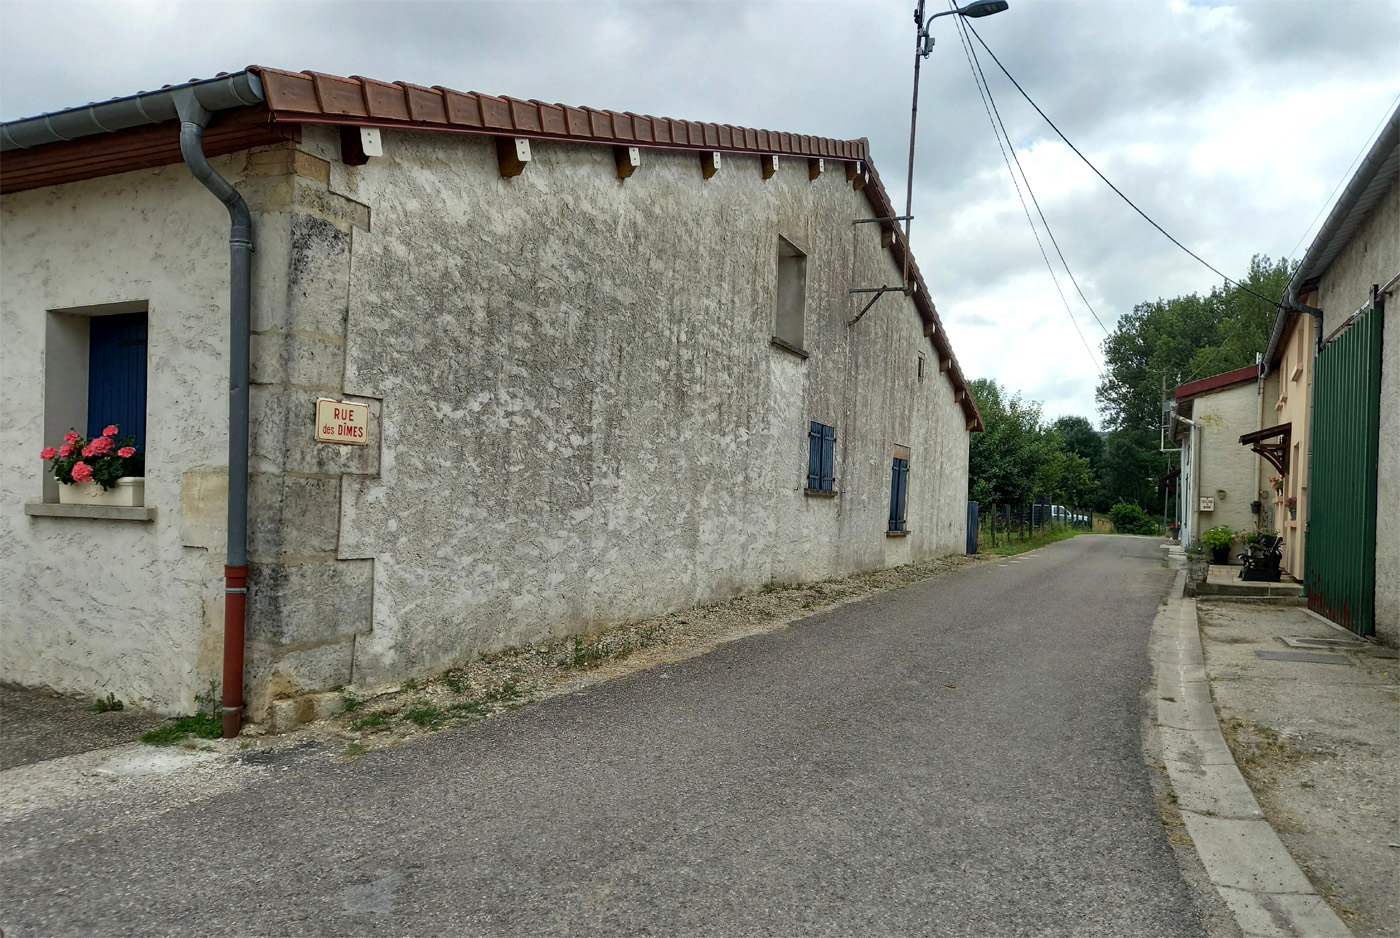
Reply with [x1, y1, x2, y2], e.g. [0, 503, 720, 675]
[58, 476, 145, 507]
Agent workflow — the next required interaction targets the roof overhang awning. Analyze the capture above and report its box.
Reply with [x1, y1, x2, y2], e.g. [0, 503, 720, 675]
[1239, 423, 1291, 475]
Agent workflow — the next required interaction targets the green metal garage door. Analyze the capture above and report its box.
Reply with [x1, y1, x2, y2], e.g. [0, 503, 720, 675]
[1306, 305, 1384, 636]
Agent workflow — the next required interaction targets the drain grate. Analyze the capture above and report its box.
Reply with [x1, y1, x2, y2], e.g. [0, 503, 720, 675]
[1281, 636, 1367, 650]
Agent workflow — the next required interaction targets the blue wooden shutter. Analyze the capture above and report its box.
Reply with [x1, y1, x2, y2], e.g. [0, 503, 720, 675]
[820, 424, 835, 491]
[87, 313, 148, 449]
[807, 422, 821, 489]
[889, 458, 909, 531]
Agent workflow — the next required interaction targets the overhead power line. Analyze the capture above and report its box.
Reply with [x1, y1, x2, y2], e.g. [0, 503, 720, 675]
[954, 10, 1111, 338]
[948, 9, 1103, 375]
[964, 21, 1281, 308]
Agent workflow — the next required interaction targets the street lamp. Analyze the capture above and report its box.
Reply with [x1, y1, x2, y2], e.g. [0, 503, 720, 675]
[901, 0, 1010, 283]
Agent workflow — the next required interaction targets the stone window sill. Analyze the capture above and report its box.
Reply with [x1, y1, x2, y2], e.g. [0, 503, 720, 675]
[887, 529, 910, 538]
[25, 502, 155, 522]
[804, 488, 838, 498]
[771, 336, 810, 360]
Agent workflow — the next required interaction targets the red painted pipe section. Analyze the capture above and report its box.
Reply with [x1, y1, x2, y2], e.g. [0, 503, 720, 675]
[222, 564, 248, 738]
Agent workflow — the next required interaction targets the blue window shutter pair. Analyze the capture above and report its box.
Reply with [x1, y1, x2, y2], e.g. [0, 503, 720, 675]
[808, 422, 835, 491]
[889, 458, 909, 531]
[86, 313, 148, 449]
[820, 424, 835, 491]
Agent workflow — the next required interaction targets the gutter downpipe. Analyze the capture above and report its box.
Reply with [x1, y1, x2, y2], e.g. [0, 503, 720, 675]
[174, 92, 252, 738]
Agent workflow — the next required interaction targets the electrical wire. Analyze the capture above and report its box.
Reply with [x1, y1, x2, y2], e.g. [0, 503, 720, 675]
[964, 20, 1282, 308]
[956, 10, 1111, 338]
[949, 10, 1103, 376]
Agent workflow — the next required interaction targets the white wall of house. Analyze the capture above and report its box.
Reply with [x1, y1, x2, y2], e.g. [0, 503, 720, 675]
[1180, 381, 1260, 560]
[0, 161, 240, 713]
[1, 125, 973, 715]
[301, 127, 971, 690]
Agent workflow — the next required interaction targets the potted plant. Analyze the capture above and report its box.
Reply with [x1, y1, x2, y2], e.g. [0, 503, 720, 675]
[1286, 496, 1297, 520]
[1201, 524, 1235, 564]
[40, 425, 145, 507]
[1269, 475, 1285, 495]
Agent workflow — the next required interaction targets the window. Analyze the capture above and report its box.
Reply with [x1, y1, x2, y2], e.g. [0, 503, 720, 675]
[917, 355, 925, 382]
[889, 451, 909, 532]
[807, 421, 835, 493]
[86, 312, 148, 449]
[772, 236, 807, 354]
[41, 302, 148, 503]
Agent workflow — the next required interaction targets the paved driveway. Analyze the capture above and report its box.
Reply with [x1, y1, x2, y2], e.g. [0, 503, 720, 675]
[1, 534, 1204, 937]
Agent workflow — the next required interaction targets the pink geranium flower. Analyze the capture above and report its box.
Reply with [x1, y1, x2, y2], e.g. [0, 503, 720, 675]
[40, 447, 58, 460]
[103, 425, 119, 437]
[118, 446, 136, 458]
[59, 443, 75, 458]
[64, 430, 79, 444]
[82, 436, 114, 458]
[70, 461, 94, 482]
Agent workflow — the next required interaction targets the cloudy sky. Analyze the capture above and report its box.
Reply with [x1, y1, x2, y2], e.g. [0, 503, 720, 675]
[3, 0, 1397, 425]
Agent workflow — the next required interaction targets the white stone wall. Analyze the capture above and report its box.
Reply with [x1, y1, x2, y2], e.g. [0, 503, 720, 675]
[1186, 381, 1261, 560]
[1, 125, 973, 713]
[0, 161, 242, 714]
[322, 129, 971, 687]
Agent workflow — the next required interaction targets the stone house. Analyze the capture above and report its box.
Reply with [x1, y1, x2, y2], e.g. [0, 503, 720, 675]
[0, 67, 983, 727]
[1170, 365, 1262, 561]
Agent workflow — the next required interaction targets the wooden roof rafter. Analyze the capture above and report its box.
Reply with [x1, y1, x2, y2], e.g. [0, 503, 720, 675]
[1239, 423, 1291, 475]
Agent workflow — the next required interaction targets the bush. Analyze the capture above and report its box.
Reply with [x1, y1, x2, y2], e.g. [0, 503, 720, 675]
[1108, 501, 1158, 535]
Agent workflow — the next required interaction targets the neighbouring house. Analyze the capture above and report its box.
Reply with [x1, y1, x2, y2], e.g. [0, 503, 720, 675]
[1171, 365, 1261, 561]
[1254, 302, 1315, 580]
[0, 67, 982, 727]
[1263, 105, 1398, 644]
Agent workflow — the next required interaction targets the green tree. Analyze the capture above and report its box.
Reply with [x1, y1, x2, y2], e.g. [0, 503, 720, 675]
[1050, 415, 1104, 466]
[1097, 254, 1292, 432]
[967, 379, 1058, 505]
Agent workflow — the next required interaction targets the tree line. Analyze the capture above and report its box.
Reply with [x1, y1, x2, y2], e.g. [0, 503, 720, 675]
[969, 254, 1293, 516]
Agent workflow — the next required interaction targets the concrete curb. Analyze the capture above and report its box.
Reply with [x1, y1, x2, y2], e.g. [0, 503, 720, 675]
[1152, 570, 1354, 938]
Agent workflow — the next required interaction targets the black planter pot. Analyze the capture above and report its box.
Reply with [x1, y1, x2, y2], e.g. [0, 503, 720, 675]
[1210, 547, 1231, 565]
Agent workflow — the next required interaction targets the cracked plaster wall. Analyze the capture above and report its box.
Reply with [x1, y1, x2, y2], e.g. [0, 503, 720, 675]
[321, 128, 971, 688]
[0, 124, 972, 715]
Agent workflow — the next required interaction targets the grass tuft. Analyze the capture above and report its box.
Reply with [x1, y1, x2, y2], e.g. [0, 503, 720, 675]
[141, 712, 221, 746]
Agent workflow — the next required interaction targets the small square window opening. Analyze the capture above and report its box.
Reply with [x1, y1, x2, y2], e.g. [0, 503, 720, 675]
[774, 237, 807, 351]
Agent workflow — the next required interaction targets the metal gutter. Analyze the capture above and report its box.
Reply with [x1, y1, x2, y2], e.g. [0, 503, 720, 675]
[1264, 104, 1400, 373]
[170, 88, 254, 739]
[0, 71, 263, 151]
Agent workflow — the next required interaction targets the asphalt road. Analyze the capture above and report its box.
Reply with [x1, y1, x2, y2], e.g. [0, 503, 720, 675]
[1, 534, 1204, 937]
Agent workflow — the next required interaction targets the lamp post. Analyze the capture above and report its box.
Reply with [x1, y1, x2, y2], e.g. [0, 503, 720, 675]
[902, 0, 1010, 285]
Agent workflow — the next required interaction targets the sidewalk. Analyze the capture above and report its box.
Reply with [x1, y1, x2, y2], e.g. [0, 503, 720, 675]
[1154, 557, 1399, 938]
[1197, 600, 1399, 937]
